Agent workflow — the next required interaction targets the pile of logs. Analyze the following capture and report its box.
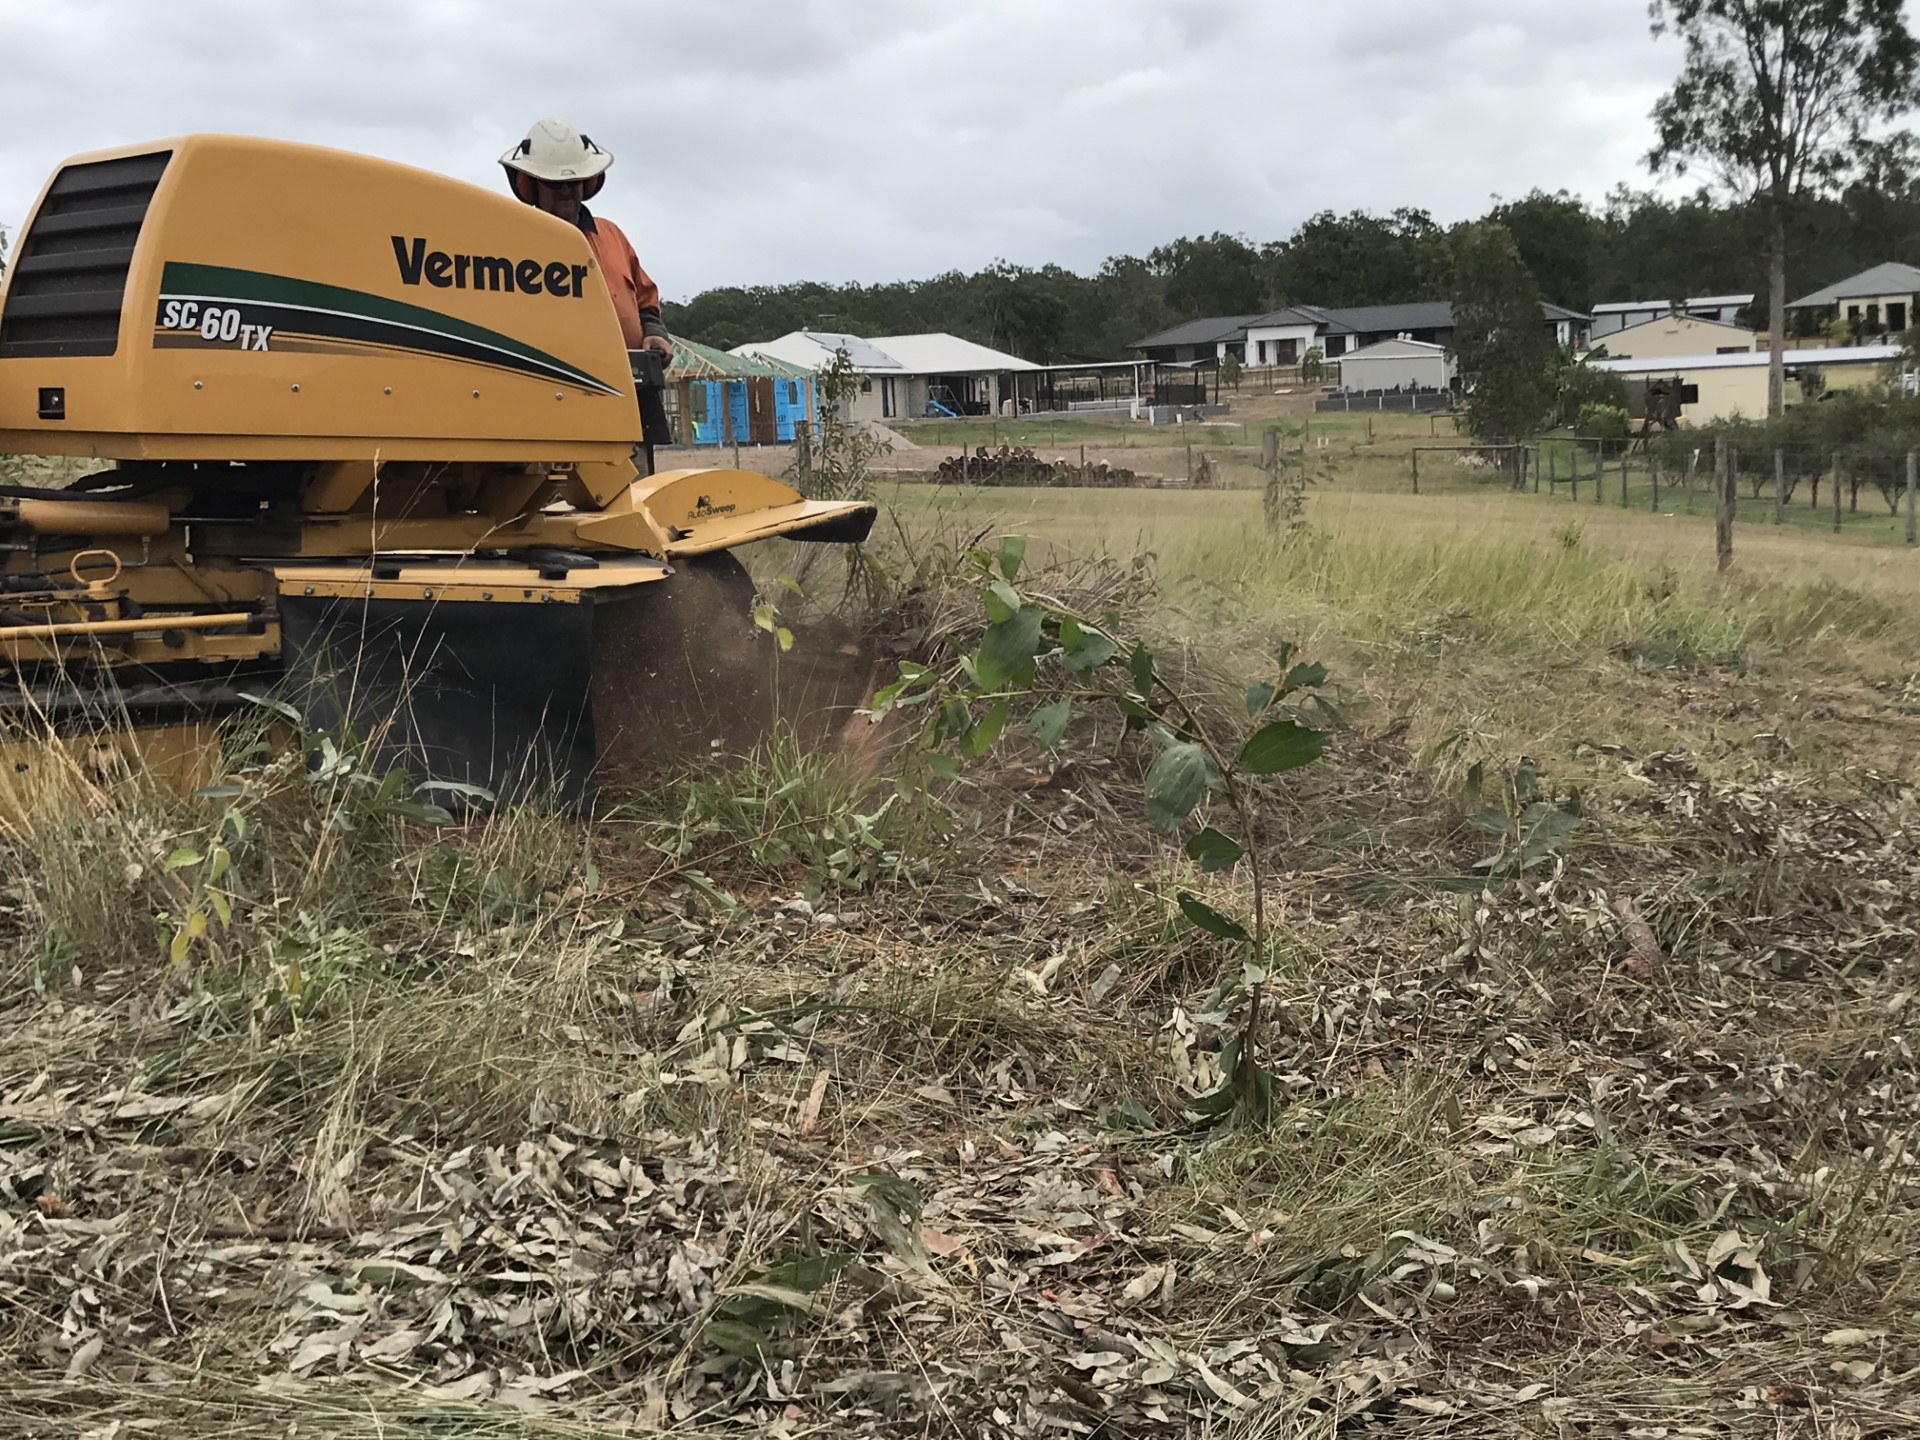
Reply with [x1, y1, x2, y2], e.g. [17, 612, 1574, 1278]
[932, 445, 1185, 488]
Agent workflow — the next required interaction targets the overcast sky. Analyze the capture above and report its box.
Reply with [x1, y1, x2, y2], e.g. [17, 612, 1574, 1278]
[0, 0, 1689, 300]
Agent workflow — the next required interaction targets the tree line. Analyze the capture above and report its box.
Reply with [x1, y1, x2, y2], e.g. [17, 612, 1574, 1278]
[661, 179, 1920, 364]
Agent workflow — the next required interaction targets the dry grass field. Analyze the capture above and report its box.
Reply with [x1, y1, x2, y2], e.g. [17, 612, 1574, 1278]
[3, 430, 1919, 1437]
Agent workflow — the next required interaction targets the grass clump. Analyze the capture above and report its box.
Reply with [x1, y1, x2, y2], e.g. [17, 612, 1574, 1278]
[605, 723, 950, 901]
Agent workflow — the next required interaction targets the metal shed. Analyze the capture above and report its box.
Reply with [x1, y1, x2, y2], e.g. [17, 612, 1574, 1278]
[1336, 337, 1456, 394]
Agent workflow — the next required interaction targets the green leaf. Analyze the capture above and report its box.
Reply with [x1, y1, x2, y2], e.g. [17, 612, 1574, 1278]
[975, 605, 1045, 690]
[1128, 643, 1155, 697]
[207, 846, 232, 882]
[1466, 807, 1512, 835]
[1185, 827, 1244, 873]
[872, 664, 932, 712]
[718, 1282, 831, 1318]
[967, 698, 1010, 756]
[1516, 803, 1580, 859]
[415, 779, 496, 804]
[1113, 1097, 1156, 1128]
[1029, 699, 1071, 748]
[759, 1252, 851, 1293]
[193, 784, 247, 801]
[1238, 720, 1326, 775]
[998, 535, 1028, 582]
[1145, 742, 1216, 830]
[1062, 626, 1117, 674]
[982, 579, 1019, 624]
[698, 1317, 774, 1357]
[236, 690, 303, 725]
[1187, 1081, 1240, 1118]
[1176, 890, 1250, 941]
[1244, 682, 1275, 717]
[1281, 661, 1328, 694]
[164, 847, 204, 873]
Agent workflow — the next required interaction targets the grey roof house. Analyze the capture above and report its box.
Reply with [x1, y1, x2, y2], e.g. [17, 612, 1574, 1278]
[1129, 314, 1267, 363]
[1143, 300, 1589, 367]
[1785, 262, 1920, 335]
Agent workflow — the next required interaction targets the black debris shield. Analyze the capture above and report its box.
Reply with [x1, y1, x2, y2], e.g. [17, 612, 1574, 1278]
[279, 594, 598, 809]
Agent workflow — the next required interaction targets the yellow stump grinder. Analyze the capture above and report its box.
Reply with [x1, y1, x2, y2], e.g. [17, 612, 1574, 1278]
[0, 135, 874, 805]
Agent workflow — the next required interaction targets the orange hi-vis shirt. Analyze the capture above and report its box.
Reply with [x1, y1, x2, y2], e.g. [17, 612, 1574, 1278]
[580, 208, 664, 349]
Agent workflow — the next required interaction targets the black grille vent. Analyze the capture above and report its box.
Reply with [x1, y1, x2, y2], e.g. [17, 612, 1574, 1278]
[0, 150, 170, 360]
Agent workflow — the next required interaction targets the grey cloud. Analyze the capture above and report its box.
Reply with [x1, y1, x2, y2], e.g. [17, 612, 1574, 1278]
[0, 0, 1702, 300]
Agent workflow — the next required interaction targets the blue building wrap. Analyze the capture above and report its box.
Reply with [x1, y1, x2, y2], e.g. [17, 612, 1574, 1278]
[684, 380, 724, 446]
[726, 381, 751, 445]
[772, 378, 808, 441]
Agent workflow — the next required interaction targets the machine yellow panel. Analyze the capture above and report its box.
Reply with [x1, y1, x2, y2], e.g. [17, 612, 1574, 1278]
[0, 134, 642, 460]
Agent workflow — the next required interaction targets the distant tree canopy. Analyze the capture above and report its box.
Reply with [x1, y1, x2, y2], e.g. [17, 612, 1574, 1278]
[1449, 221, 1558, 444]
[660, 178, 1920, 361]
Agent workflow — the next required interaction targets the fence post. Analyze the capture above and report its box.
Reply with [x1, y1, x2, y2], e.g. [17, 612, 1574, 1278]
[1620, 449, 1630, 508]
[1570, 446, 1580, 501]
[1263, 427, 1283, 520]
[1908, 450, 1917, 545]
[1833, 452, 1843, 533]
[1548, 447, 1557, 493]
[1715, 435, 1734, 572]
[1774, 448, 1785, 525]
[1650, 449, 1660, 511]
[1080, 443, 1086, 471]
[1410, 447, 1420, 494]
[1595, 450, 1604, 505]
[794, 418, 813, 493]
[1533, 445, 1541, 493]
[1186, 442, 1193, 482]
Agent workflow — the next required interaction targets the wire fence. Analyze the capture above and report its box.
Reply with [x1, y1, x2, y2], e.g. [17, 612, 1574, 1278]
[1416, 438, 1920, 550]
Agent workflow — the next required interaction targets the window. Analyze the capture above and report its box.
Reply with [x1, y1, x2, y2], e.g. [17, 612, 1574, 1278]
[1868, 303, 1881, 328]
[1679, 383, 1700, 405]
[1715, 346, 1747, 355]
[1848, 304, 1862, 322]
[860, 376, 872, 393]
[1891, 302, 1908, 332]
[1324, 335, 1347, 357]
[881, 376, 897, 419]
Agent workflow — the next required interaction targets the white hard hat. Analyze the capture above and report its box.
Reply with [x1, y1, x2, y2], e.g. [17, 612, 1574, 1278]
[499, 119, 612, 198]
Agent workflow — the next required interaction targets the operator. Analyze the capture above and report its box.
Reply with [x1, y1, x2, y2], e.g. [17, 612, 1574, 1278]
[499, 119, 674, 362]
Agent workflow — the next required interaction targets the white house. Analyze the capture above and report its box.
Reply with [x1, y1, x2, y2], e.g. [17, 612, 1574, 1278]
[733, 331, 1040, 423]
[1589, 294, 1753, 339]
[1241, 308, 1323, 368]
[1231, 300, 1587, 366]
[1336, 337, 1455, 392]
